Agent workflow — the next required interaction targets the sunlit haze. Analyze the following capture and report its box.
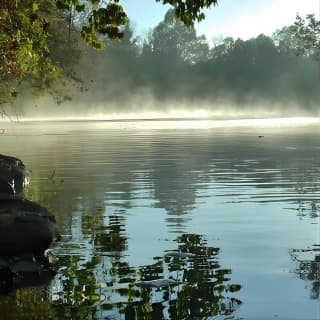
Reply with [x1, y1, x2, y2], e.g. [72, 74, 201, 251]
[4, 116, 320, 131]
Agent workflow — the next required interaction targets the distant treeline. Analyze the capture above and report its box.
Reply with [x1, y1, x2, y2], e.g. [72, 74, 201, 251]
[7, 9, 320, 116]
[70, 10, 319, 114]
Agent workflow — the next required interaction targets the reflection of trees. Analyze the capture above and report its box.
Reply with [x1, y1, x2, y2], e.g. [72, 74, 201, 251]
[48, 205, 131, 319]
[116, 233, 241, 319]
[47, 204, 241, 319]
[0, 287, 49, 320]
[95, 210, 128, 254]
[12, 125, 320, 226]
[290, 246, 320, 299]
[2, 125, 320, 318]
[173, 234, 240, 319]
[153, 161, 197, 215]
[295, 199, 320, 219]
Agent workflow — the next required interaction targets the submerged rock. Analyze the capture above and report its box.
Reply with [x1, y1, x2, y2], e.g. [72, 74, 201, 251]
[0, 257, 15, 294]
[0, 154, 29, 198]
[0, 257, 56, 294]
[0, 199, 60, 261]
[136, 279, 178, 288]
[11, 260, 43, 274]
[11, 266, 55, 290]
[0, 257, 13, 278]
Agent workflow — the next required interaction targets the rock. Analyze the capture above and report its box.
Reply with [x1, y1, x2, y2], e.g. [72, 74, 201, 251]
[0, 155, 59, 292]
[0, 257, 15, 294]
[11, 260, 43, 274]
[136, 279, 178, 288]
[0, 154, 29, 198]
[0, 257, 13, 279]
[0, 199, 60, 262]
[0, 257, 56, 293]
[11, 267, 55, 290]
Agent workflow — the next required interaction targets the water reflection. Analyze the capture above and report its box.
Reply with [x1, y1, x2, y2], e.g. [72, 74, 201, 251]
[294, 199, 320, 219]
[50, 213, 241, 320]
[290, 245, 320, 300]
[128, 233, 241, 320]
[7, 124, 319, 226]
[0, 122, 319, 319]
[0, 286, 50, 320]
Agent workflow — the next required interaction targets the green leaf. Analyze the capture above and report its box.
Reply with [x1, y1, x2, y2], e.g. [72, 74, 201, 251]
[32, 2, 39, 12]
[75, 4, 86, 12]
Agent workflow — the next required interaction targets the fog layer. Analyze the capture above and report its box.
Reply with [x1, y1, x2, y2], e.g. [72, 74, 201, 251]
[9, 10, 320, 120]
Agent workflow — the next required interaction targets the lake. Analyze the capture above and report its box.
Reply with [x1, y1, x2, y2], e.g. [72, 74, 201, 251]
[0, 119, 319, 320]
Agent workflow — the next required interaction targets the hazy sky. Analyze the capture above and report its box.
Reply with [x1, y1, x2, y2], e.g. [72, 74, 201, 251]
[121, 0, 320, 42]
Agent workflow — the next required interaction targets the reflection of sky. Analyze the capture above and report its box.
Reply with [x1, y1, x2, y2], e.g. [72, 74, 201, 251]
[121, 0, 319, 42]
[191, 201, 319, 318]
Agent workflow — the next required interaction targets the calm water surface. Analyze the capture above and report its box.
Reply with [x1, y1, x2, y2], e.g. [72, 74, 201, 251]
[0, 120, 319, 320]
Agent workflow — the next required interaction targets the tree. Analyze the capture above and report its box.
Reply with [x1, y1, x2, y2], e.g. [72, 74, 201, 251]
[57, 0, 218, 48]
[0, 1, 57, 105]
[147, 9, 209, 64]
[273, 14, 320, 59]
[210, 37, 235, 60]
[0, 0, 218, 107]
[293, 14, 320, 58]
[0, 0, 81, 107]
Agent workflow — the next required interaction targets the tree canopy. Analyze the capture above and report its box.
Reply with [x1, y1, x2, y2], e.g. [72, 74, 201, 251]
[55, 0, 218, 48]
[145, 10, 209, 64]
[274, 14, 320, 59]
[77, 12, 319, 115]
[0, 0, 218, 106]
[1, 2, 319, 116]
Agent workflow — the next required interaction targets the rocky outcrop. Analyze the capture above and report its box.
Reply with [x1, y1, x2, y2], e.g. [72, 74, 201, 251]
[0, 256, 55, 294]
[0, 199, 60, 260]
[0, 155, 60, 292]
[0, 154, 29, 198]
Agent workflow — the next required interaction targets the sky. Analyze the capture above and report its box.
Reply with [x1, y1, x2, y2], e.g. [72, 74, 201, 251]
[121, 0, 320, 42]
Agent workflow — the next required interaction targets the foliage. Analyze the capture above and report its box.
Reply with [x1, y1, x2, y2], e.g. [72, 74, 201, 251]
[273, 14, 320, 59]
[0, 1, 56, 79]
[0, 0, 219, 107]
[0, 0, 84, 106]
[69, 11, 319, 114]
[55, 0, 129, 49]
[292, 14, 320, 58]
[155, 0, 218, 26]
[55, 0, 218, 49]
[146, 9, 209, 64]
[1, 2, 319, 113]
[0, 1, 57, 103]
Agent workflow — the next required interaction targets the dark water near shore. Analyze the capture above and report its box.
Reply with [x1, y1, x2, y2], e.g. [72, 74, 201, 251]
[0, 120, 319, 319]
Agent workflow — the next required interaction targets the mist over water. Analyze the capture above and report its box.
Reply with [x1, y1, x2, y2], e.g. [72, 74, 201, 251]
[6, 96, 320, 122]
[6, 11, 320, 121]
